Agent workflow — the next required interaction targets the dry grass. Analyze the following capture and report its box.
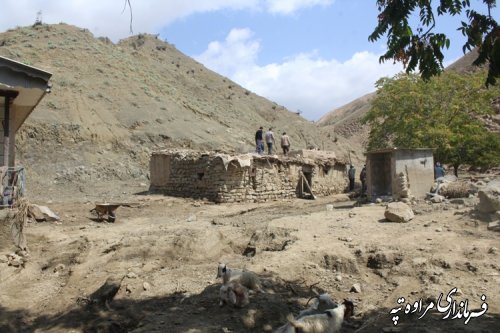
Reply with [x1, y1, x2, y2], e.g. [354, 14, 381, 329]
[11, 198, 30, 250]
[440, 181, 470, 198]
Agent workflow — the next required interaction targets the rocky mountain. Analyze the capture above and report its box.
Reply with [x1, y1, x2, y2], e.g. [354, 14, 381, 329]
[0, 23, 351, 199]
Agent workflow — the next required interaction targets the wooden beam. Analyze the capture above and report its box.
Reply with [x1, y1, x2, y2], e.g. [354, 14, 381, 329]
[300, 170, 316, 200]
[3, 95, 11, 167]
[0, 90, 19, 98]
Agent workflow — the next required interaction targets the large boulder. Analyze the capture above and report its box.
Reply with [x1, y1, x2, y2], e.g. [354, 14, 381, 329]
[477, 181, 500, 214]
[384, 202, 414, 223]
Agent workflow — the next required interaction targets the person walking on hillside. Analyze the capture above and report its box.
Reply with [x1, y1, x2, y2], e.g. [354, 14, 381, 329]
[265, 127, 275, 155]
[255, 127, 264, 154]
[280, 132, 291, 156]
[360, 165, 367, 194]
[348, 165, 356, 191]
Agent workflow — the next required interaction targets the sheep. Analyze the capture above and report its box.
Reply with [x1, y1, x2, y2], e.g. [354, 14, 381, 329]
[219, 281, 249, 308]
[216, 263, 263, 293]
[298, 293, 338, 318]
[276, 299, 354, 333]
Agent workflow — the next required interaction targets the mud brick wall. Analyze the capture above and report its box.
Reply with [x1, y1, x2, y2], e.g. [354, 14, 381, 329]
[150, 153, 231, 201]
[309, 163, 348, 195]
[150, 152, 347, 203]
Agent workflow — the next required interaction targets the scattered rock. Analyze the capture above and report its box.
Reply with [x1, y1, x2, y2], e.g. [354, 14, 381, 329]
[477, 182, 500, 214]
[143, 281, 151, 291]
[89, 276, 124, 306]
[53, 263, 66, 273]
[186, 214, 197, 222]
[330, 194, 350, 202]
[384, 202, 414, 223]
[430, 195, 445, 203]
[488, 247, 497, 254]
[326, 204, 334, 211]
[28, 204, 60, 222]
[350, 283, 361, 293]
[488, 221, 500, 232]
[126, 272, 138, 279]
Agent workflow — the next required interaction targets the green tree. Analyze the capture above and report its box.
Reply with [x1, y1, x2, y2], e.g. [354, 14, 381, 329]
[363, 70, 500, 175]
[369, 0, 499, 85]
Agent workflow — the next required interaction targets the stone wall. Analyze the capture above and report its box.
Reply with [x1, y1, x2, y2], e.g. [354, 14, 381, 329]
[150, 150, 347, 203]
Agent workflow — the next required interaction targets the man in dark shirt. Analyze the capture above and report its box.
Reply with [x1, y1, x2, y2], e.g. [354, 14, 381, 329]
[255, 127, 264, 154]
[348, 165, 356, 191]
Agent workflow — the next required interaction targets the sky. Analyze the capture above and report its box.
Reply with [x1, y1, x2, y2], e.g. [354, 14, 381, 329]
[0, 0, 498, 120]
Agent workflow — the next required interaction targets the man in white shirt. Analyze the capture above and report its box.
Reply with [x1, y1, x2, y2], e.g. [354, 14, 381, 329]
[265, 128, 275, 155]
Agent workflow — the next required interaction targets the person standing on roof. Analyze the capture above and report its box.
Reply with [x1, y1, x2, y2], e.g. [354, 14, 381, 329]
[265, 127, 275, 155]
[255, 127, 264, 154]
[280, 132, 291, 156]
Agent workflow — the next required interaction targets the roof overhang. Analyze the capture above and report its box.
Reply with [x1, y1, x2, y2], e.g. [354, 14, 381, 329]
[366, 147, 434, 155]
[0, 56, 52, 132]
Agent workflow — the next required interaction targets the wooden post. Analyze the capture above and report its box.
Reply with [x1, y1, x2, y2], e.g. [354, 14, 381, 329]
[3, 95, 10, 168]
[300, 171, 304, 198]
[0, 90, 18, 168]
[300, 170, 316, 200]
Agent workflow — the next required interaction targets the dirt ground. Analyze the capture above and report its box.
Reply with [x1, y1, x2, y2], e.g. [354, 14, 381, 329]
[0, 181, 499, 333]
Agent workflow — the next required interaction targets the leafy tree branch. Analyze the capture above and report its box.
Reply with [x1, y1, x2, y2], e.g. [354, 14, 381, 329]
[370, 0, 499, 85]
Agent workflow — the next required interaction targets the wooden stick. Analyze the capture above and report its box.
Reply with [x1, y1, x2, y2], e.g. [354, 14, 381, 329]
[300, 171, 316, 200]
[300, 172, 304, 198]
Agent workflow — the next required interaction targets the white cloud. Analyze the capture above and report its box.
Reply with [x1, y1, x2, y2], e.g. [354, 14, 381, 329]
[196, 29, 403, 120]
[0, 0, 335, 41]
[196, 28, 260, 75]
[265, 0, 334, 14]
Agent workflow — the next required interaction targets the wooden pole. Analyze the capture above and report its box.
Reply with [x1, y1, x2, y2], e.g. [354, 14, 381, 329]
[300, 170, 316, 200]
[300, 172, 304, 198]
[3, 96, 10, 168]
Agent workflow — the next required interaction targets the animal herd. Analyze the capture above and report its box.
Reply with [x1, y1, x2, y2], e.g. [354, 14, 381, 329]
[216, 263, 355, 333]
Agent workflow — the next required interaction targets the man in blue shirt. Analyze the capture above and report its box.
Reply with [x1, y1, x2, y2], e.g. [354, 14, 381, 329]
[434, 162, 445, 179]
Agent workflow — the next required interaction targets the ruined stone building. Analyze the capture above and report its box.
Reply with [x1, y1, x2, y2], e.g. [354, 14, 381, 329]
[150, 149, 348, 203]
[365, 148, 434, 200]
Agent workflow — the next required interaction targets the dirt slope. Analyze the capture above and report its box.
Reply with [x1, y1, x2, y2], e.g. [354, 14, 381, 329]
[0, 23, 349, 199]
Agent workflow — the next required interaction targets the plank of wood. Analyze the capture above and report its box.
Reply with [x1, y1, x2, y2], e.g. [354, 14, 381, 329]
[300, 170, 316, 200]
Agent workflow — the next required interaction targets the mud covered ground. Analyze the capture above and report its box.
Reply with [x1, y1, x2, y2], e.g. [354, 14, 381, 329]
[0, 185, 499, 333]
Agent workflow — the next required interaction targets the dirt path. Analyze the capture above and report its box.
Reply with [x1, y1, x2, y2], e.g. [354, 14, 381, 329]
[0, 194, 499, 333]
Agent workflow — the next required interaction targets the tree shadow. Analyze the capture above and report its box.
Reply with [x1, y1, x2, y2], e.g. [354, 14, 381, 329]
[1, 277, 499, 333]
[0, 273, 366, 333]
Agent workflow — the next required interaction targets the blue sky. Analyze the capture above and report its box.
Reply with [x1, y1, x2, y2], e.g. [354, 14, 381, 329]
[1, 0, 497, 120]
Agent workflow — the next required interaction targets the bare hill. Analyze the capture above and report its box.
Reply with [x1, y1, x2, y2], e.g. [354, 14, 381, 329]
[0, 23, 347, 200]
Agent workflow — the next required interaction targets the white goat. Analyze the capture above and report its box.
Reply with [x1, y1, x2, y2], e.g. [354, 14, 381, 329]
[219, 281, 249, 308]
[298, 293, 338, 318]
[276, 299, 354, 333]
[216, 263, 263, 292]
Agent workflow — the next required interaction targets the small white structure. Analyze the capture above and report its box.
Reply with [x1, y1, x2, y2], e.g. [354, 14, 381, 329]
[366, 148, 434, 199]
